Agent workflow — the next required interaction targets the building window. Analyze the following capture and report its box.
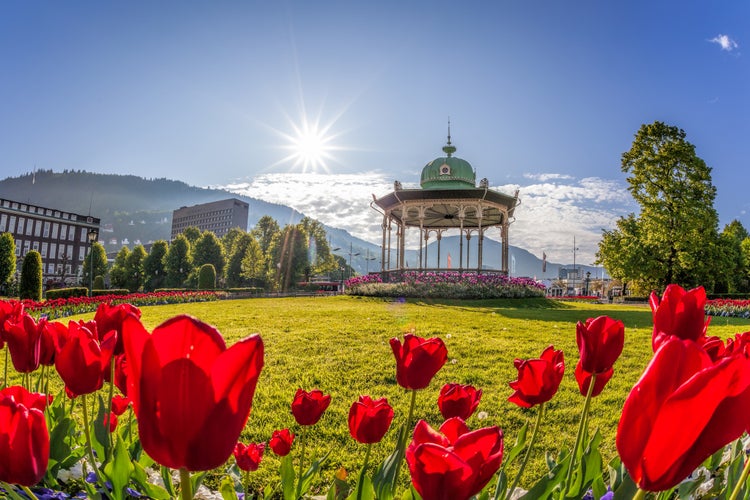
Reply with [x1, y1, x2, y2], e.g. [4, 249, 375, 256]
[69, 227, 75, 241]
[26, 219, 33, 236]
[34, 220, 41, 237]
[80, 230, 87, 243]
[78, 247, 86, 261]
[32, 241, 39, 251]
[17, 217, 25, 235]
[50, 243, 56, 259]
[67, 245, 73, 259]
[22, 240, 30, 255]
[15, 242, 21, 256]
[0, 214, 5, 231]
[8, 216, 15, 232]
[43, 222, 50, 237]
[47, 263, 54, 274]
[41, 242, 48, 258]
[52, 223, 59, 239]
[60, 225, 67, 240]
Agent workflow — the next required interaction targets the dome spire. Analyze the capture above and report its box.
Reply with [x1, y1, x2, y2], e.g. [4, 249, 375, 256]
[442, 117, 456, 157]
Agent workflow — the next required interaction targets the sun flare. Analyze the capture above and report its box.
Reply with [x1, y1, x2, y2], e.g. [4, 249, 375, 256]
[289, 121, 332, 171]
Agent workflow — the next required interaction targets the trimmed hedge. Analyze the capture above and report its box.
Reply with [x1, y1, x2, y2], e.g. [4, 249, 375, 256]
[20, 251, 43, 301]
[46, 287, 88, 300]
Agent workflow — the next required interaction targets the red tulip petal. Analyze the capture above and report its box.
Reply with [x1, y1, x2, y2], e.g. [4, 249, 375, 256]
[407, 443, 475, 500]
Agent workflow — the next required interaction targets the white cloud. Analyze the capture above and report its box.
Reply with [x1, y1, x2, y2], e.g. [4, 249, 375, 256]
[709, 34, 739, 51]
[216, 172, 635, 267]
[523, 173, 574, 182]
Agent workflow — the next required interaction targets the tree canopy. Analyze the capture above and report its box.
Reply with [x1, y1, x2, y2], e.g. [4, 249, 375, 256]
[597, 121, 722, 293]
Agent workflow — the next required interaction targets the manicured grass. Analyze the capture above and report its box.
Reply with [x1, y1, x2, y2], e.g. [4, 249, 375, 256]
[8, 296, 750, 494]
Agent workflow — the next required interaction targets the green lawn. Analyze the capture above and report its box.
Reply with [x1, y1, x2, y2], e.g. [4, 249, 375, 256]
[9, 295, 750, 494]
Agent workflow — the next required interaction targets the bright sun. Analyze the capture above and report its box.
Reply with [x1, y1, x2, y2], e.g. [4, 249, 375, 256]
[274, 116, 339, 173]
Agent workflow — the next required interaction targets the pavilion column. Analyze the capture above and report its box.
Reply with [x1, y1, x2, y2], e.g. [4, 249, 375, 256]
[458, 209, 465, 272]
[465, 232, 471, 269]
[436, 231, 442, 270]
[423, 231, 430, 269]
[386, 219, 392, 271]
[501, 222, 509, 274]
[381, 215, 388, 273]
[399, 223, 406, 270]
[478, 229, 484, 272]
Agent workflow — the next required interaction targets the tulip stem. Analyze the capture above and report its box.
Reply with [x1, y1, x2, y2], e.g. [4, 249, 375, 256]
[1, 346, 6, 389]
[180, 467, 193, 500]
[729, 454, 750, 500]
[356, 444, 372, 500]
[20, 485, 39, 500]
[561, 373, 596, 499]
[81, 393, 104, 486]
[632, 488, 647, 500]
[106, 357, 115, 461]
[506, 403, 544, 500]
[392, 389, 418, 495]
[243, 470, 250, 500]
[296, 427, 307, 499]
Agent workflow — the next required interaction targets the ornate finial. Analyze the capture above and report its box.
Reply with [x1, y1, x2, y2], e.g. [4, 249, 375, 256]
[442, 117, 457, 157]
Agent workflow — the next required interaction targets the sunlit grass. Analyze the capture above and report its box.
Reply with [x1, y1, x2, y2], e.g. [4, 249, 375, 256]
[6, 296, 749, 494]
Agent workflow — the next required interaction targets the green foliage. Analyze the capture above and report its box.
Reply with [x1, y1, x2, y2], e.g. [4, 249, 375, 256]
[46, 287, 88, 299]
[252, 215, 280, 256]
[269, 224, 310, 292]
[124, 244, 148, 292]
[93, 275, 105, 290]
[110, 246, 131, 289]
[143, 240, 168, 292]
[82, 242, 108, 288]
[226, 232, 262, 288]
[165, 234, 192, 287]
[597, 121, 722, 293]
[19, 250, 42, 300]
[238, 235, 265, 288]
[299, 216, 337, 276]
[198, 263, 217, 290]
[0, 232, 17, 289]
[192, 231, 226, 277]
[182, 226, 202, 244]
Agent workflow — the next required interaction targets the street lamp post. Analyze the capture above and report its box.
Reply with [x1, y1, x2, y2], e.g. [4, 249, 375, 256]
[585, 271, 591, 297]
[87, 228, 99, 295]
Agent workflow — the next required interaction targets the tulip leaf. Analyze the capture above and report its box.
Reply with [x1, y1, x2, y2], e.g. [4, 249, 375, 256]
[131, 462, 172, 500]
[492, 469, 507, 500]
[220, 475, 240, 500]
[280, 454, 296, 500]
[103, 436, 133, 500]
[504, 421, 528, 466]
[346, 466, 375, 500]
[518, 452, 568, 499]
[373, 422, 408, 500]
[93, 394, 112, 460]
[299, 451, 332, 497]
[160, 465, 177, 497]
[0, 482, 28, 500]
[191, 471, 207, 493]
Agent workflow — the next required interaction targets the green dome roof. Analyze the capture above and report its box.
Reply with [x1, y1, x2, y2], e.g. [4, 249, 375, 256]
[420, 139, 476, 189]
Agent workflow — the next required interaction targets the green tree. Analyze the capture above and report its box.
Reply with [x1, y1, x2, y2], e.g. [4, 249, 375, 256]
[253, 216, 280, 257]
[182, 226, 202, 245]
[597, 122, 722, 293]
[268, 224, 309, 292]
[192, 231, 225, 279]
[144, 240, 168, 291]
[110, 246, 131, 289]
[81, 242, 108, 289]
[221, 227, 245, 256]
[225, 232, 259, 287]
[0, 232, 17, 292]
[718, 220, 750, 293]
[299, 217, 337, 276]
[239, 236, 265, 288]
[165, 235, 192, 287]
[124, 244, 148, 292]
[19, 250, 42, 301]
[198, 263, 216, 290]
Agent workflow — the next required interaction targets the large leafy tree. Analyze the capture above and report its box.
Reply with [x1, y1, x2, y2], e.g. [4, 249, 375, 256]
[268, 224, 309, 292]
[716, 220, 750, 293]
[0, 232, 17, 290]
[299, 217, 337, 277]
[239, 235, 265, 287]
[597, 121, 722, 293]
[165, 234, 192, 287]
[110, 246, 131, 289]
[81, 242, 108, 288]
[143, 240, 168, 291]
[182, 226, 202, 245]
[124, 244, 148, 292]
[252, 216, 280, 257]
[225, 232, 264, 288]
[192, 231, 225, 278]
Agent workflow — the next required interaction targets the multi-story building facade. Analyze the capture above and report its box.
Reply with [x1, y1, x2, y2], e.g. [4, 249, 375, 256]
[0, 198, 100, 285]
[170, 198, 249, 240]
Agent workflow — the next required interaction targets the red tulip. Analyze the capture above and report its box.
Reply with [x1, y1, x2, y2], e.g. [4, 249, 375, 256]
[617, 337, 750, 491]
[575, 316, 624, 396]
[269, 428, 295, 456]
[106, 353, 130, 396]
[3, 312, 44, 373]
[348, 395, 394, 444]
[0, 386, 50, 486]
[54, 321, 116, 397]
[390, 334, 448, 390]
[406, 418, 504, 500]
[122, 314, 264, 471]
[103, 412, 118, 433]
[0, 300, 23, 349]
[650, 284, 710, 351]
[111, 395, 131, 416]
[94, 302, 141, 355]
[438, 383, 482, 420]
[40, 320, 64, 366]
[508, 345, 565, 408]
[233, 442, 265, 472]
[291, 388, 331, 426]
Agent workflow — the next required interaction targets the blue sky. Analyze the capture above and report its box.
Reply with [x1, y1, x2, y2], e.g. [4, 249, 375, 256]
[1, 1, 747, 265]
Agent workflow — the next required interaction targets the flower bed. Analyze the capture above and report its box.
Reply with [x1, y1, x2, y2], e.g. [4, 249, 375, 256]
[705, 298, 750, 318]
[19, 290, 224, 319]
[346, 272, 546, 299]
[1, 284, 750, 499]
